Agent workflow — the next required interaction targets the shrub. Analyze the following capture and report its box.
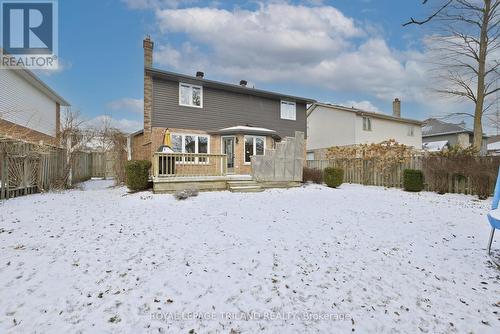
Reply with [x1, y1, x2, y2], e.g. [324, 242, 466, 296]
[403, 169, 424, 192]
[303, 167, 323, 184]
[125, 160, 151, 191]
[324, 167, 343, 188]
[174, 188, 199, 200]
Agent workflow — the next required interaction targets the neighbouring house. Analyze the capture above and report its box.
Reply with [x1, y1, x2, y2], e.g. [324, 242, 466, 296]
[422, 118, 488, 154]
[306, 99, 423, 160]
[0, 66, 70, 146]
[129, 37, 314, 192]
[487, 135, 500, 156]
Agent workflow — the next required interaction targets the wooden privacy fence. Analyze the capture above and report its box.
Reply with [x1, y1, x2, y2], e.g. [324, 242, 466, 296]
[91, 151, 118, 179]
[1, 139, 95, 200]
[307, 156, 500, 196]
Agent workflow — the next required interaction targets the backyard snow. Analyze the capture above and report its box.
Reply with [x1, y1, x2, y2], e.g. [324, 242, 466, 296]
[0, 180, 499, 333]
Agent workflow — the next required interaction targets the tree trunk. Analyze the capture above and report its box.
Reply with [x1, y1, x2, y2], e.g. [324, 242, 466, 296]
[473, 0, 491, 153]
[66, 135, 72, 187]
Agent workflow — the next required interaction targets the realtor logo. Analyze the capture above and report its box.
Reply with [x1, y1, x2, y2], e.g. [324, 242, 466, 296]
[1, 0, 58, 69]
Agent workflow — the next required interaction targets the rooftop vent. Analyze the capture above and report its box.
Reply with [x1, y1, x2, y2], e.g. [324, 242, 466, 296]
[196, 71, 204, 79]
[240, 80, 248, 87]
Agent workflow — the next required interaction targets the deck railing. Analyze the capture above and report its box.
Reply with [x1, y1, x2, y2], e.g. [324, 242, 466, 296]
[153, 152, 228, 178]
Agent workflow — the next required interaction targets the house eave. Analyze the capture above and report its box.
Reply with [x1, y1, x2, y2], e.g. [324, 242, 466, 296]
[146, 67, 315, 105]
[422, 131, 488, 138]
[308, 102, 423, 126]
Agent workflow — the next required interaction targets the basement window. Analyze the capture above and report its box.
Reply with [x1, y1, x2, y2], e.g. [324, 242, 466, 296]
[179, 83, 203, 108]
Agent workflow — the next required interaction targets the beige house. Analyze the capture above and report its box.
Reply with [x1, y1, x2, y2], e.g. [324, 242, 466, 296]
[0, 66, 69, 146]
[306, 100, 423, 159]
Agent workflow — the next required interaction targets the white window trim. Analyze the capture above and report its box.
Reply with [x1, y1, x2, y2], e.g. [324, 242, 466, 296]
[244, 135, 266, 165]
[171, 133, 210, 164]
[407, 126, 415, 137]
[280, 100, 296, 121]
[363, 117, 372, 131]
[179, 82, 203, 108]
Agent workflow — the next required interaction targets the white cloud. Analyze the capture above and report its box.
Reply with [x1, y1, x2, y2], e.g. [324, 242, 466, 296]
[34, 57, 72, 77]
[106, 98, 143, 114]
[121, 0, 197, 9]
[152, 3, 430, 103]
[341, 100, 381, 113]
[87, 115, 142, 134]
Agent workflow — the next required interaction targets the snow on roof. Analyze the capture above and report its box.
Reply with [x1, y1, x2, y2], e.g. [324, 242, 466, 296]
[219, 126, 277, 133]
[487, 141, 500, 151]
[422, 140, 449, 152]
[422, 118, 471, 137]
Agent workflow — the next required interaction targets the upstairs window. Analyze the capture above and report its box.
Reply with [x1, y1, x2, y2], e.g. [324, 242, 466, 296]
[281, 101, 296, 120]
[179, 83, 202, 108]
[363, 117, 372, 131]
[407, 126, 415, 137]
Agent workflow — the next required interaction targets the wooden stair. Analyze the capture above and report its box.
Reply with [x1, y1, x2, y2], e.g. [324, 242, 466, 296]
[227, 180, 263, 193]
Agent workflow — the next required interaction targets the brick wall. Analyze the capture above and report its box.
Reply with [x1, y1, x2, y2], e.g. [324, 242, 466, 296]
[143, 37, 154, 135]
[0, 118, 59, 146]
[130, 132, 151, 161]
[150, 127, 276, 175]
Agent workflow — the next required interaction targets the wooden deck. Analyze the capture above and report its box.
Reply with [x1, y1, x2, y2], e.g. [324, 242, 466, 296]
[152, 152, 302, 193]
[153, 174, 253, 193]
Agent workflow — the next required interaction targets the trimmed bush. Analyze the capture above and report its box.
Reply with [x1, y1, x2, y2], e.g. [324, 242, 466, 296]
[324, 167, 344, 188]
[303, 167, 323, 184]
[125, 160, 152, 191]
[403, 169, 424, 192]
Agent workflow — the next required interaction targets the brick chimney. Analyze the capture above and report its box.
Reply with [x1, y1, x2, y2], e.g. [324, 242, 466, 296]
[143, 36, 154, 68]
[143, 36, 154, 134]
[392, 98, 401, 118]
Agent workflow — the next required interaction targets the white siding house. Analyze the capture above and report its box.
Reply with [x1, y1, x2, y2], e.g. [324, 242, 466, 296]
[307, 101, 422, 159]
[0, 67, 69, 143]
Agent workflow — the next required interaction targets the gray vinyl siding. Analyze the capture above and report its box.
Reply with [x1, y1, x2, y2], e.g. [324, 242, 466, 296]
[152, 78, 307, 138]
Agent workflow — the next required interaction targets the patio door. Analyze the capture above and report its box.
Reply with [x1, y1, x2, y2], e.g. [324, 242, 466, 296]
[222, 137, 235, 172]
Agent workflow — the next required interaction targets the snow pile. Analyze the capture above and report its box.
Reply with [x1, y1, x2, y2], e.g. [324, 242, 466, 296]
[0, 181, 498, 333]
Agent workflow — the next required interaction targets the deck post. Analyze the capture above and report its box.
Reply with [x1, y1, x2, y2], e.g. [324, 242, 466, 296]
[153, 153, 159, 179]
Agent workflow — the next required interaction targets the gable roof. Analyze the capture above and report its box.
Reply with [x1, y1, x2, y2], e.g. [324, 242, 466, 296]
[421, 118, 472, 137]
[307, 102, 423, 125]
[146, 67, 315, 105]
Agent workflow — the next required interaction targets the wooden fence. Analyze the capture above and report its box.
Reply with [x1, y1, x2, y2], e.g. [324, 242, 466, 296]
[0, 139, 96, 200]
[91, 152, 117, 179]
[307, 156, 500, 196]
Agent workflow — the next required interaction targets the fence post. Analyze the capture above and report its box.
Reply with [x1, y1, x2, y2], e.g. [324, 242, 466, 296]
[4, 154, 9, 199]
[1, 152, 5, 200]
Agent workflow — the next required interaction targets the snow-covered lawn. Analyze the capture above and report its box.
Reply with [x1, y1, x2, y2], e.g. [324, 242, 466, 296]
[0, 180, 499, 333]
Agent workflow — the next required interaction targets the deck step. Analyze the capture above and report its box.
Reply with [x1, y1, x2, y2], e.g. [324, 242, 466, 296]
[227, 180, 263, 193]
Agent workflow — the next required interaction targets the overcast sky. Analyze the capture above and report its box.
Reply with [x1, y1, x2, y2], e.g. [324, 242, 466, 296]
[37, 0, 486, 134]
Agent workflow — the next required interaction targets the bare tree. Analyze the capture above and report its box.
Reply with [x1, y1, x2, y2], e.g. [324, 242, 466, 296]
[60, 108, 96, 186]
[93, 116, 128, 182]
[405, 0, 500, 152]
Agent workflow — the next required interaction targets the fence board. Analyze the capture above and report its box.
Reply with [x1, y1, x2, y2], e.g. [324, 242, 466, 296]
[0, 139, 102, 200]
[307, 155, 500, 197]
